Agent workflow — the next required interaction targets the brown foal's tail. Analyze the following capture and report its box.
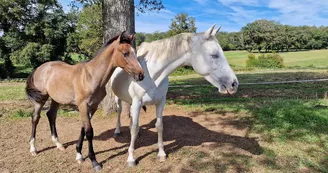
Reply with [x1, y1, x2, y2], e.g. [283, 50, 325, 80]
[26, 70, 48, 103]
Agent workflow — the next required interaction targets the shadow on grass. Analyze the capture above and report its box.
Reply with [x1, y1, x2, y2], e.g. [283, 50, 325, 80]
[167, 71, 328, 171]
[168, 81, 328, 143]
[169, 72, 328, 100]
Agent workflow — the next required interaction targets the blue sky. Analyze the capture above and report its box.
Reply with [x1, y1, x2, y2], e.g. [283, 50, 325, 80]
[59, 0, 328, 33]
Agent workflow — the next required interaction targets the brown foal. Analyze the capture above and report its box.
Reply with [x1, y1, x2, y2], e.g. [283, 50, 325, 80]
[25, 31, 144, 171]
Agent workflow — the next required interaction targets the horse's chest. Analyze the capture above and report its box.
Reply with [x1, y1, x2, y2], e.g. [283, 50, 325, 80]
[141, 92, 161, 105]
[138, 81, 169, 105]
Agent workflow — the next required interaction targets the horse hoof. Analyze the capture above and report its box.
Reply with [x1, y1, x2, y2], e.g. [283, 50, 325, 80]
[57, 146, 65, 151]
[127, 161, 136, 167]
[113, 133, 121, 138]
[30, 151, 37, 156]
[93, 165, 102, 172]
[158, 155, 167, 162]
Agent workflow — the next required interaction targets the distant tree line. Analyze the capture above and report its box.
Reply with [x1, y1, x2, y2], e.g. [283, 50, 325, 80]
[136, 19, 328, 52]
[134, 12, 197, 46]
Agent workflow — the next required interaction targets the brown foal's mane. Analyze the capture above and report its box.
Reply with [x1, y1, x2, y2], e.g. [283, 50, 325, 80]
[93, 32, 132, 59]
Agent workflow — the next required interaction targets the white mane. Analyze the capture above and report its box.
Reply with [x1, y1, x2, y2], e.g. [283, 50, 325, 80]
[137, 33, 197, 62]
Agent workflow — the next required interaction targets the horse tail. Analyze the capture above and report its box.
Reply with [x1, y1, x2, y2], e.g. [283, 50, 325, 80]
[25, 70, 48, 104]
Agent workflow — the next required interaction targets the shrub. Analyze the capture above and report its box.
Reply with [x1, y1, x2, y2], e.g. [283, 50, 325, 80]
[246, 53, 259, 67]
[10, 43, 54, 67]
[246, 53, 284, 68]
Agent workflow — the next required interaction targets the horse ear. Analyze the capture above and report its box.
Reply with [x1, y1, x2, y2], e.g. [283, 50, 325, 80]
[129, 34, 135, 41]
[119, 31, 126, 42]
[204, 24, 216, 38]
[211, 26, 221, 36]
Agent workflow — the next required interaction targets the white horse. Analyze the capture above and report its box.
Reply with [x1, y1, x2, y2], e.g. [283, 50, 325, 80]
[110, 25, 239, 167]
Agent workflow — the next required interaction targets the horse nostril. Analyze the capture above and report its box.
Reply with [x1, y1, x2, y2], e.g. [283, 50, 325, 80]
[232, 81, 238, 88]
[139, 73, 144, 81]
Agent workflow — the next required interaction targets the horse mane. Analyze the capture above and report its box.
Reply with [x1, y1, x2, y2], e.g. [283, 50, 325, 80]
[138, 33, 197, 62]
[92, 32, 132, 59]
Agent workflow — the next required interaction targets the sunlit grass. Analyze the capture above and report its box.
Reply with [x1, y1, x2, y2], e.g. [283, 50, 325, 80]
[225, 49, 328, 68]
[0, 84, 26, 101]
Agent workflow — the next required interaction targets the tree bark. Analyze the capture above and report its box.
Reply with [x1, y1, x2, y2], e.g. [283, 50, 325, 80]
[102, 0, 135, 44]
[101, 0, 134, 116]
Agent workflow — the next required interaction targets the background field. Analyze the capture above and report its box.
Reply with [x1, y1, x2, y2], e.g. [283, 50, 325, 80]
[225, 49, 328, 69]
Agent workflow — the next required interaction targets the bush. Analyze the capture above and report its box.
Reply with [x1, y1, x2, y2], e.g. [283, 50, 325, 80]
[246, 53, 284, 68]
[10, 43, 54, 67]
[246, 53, 259, 67]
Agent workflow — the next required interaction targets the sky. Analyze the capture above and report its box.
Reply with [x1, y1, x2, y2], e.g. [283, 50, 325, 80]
[59, 0, 328, 33]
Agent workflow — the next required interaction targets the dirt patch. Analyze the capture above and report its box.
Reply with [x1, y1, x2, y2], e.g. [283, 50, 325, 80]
[0, 105, 263, 173]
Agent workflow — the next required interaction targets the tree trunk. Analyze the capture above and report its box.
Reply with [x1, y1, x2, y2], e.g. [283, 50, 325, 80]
[101, 0, 135, 116]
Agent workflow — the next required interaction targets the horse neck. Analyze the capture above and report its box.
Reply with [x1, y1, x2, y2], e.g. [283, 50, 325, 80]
[144, 49, 192, 86]
[139, 34, 198, 86]
[86, 46, 116, 88]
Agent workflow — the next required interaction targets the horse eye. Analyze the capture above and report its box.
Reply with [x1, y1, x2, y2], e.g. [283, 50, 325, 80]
[211, 54, 219, 59]
[123, 52, 129, 57]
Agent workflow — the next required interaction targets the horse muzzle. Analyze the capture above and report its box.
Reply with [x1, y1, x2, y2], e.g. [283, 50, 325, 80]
[133, 72, 144, 82]
[219, 80, 238, 95]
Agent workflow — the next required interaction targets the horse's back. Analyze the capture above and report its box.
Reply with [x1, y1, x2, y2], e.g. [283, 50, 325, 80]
[34, 61, 81, 104]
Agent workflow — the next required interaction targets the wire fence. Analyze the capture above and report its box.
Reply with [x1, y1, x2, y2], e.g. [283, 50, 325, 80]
[169, 78, 328, 88]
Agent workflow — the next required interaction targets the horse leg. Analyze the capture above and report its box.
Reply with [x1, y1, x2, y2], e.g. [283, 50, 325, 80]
[47, 99, 64, 151]
[77, 102, 101, 171]
[75, 104, 98, 164]
[76, 126, 85, 164]
[127, 99, 141, 167]
[30, 101, 46, 156]
[114, 97, 122, 137]
[156, 97, 167, 162]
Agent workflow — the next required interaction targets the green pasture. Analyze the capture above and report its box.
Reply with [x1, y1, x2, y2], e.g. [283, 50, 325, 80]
[225, 49, 328, 69]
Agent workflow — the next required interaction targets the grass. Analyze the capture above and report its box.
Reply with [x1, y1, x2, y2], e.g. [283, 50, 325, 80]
[0, 83, 26, 101]
[170, 49, 328, 76]
[167, 70, 328, 172]
[224, 49, 328, 69]
[12, 109, 30, 118]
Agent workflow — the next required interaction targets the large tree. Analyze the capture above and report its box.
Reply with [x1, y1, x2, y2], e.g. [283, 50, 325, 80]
[101, 0, 164, 115]
[0, 0, 77, 78]
[167, 12, 196, 37]
[76, 3, 103, 57]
